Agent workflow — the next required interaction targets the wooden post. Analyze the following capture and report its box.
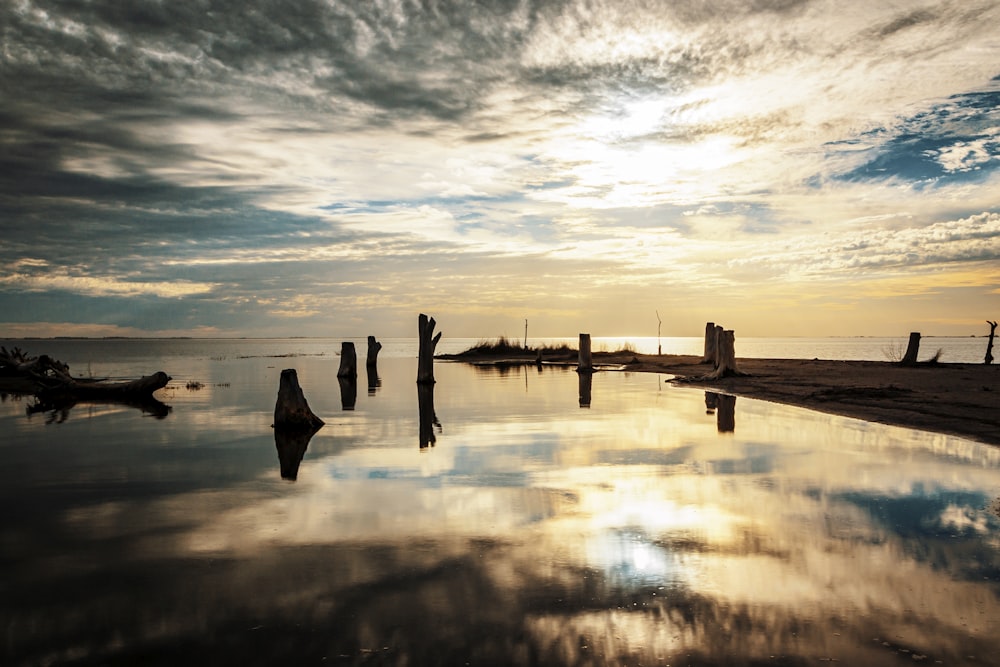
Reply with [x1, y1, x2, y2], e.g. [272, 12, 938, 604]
[713, 325, 724, 368]
[701, 322, 717, 364]
[273, 369, 324, 431]
[577, 333, 593, 372]
[417, 313, 441, 384]
[901, 332, 921, 365]
[366, 336, 382, 368]
[656, 310, 662, 356]
[986, 321, 997, 365]
[337, 341, 357, 379]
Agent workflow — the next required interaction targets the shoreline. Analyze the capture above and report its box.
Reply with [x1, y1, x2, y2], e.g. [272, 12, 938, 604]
[443, 351, 1000, 447]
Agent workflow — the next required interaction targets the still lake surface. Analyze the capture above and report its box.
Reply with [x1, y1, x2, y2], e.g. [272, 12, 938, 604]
[2, 338, 1000, 666]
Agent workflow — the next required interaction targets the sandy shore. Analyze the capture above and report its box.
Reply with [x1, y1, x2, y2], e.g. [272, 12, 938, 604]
[446, 351, 1000, 446]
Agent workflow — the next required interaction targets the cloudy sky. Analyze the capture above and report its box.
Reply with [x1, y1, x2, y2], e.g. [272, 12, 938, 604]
[2, 0, 998, 339]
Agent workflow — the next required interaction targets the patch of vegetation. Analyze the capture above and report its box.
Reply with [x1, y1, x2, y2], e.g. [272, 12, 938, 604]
[453, 337, 575, 358]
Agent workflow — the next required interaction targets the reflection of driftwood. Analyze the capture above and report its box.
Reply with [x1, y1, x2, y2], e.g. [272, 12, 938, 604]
[417, 314, 441, 384]
[418, 383, 440, 448]
[28, 393, 172, 423]
[366, 364, 381, 395]
[274, 369, 324, 430]
[274, 426, 319, 481]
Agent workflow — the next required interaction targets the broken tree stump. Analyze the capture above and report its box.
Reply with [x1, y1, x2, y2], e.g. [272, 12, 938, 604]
[703, 329, 747, 380]
[366, 336, 382, 368]
[901, 332, 921, 365]
[417, 313, 441, 384]
[701, 322, 717, 364]
[986, 321, 997, 365]
[337, 342, 358, 379]
[274, 369, 324, 431]
[577, 333, 593, 373]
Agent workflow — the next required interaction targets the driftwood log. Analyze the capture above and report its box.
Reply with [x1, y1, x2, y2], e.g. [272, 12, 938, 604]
[1, 346, 170, 402]
[417, 313, 441, 384]
[274, 369, 324, 431]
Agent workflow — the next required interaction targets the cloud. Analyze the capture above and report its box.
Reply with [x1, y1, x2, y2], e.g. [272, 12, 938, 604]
[1, 1, 999, 336]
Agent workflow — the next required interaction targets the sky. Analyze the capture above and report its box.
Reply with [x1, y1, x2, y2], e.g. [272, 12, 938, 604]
[1, 0, 998, 340]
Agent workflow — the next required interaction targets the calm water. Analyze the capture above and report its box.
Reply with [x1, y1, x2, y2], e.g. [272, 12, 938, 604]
[2, 339, 1000, 666]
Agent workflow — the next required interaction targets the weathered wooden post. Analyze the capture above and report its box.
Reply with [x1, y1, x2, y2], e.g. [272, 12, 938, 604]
[366, 336, 382, 368]
[273, 369, 324, 431]
[577, 333, 593, 372]
[337, 341, 357, 379]
[701, 322, 717, 364]
[417, 313, 441, 384]
[901, 332, 921, 365]
[986, 321, 997, 365]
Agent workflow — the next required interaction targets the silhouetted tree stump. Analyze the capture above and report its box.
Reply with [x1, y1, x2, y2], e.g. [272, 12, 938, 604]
[274, 369, 324, 431]
[701, 322, 718, 364]
[417, 314, 441, 384]
[703, 329, 746, 379]
[901, 332, 921, 366]
[366, 336, 382, 367]
[337, 342, 357, 379]
[986, 321, 997, 365]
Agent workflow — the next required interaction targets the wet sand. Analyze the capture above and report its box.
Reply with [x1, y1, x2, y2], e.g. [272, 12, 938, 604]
[446, 351, 1000, 446]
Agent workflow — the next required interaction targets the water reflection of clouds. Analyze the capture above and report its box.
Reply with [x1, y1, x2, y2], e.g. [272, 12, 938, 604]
[32, 364, 1000, 664]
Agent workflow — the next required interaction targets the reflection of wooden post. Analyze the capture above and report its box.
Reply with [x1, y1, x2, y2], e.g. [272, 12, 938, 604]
[716, 394, 736, 433]
[705, 391, 718, 414]
[578, 371, 592, 408]
[274, 427, 318, 481]
[366, 336, 382, 368]
[577, 333, 592, 372]
[338, 376, 357, 410]
[418, 383, 439, 448]
[274, 369, 324, 431]
[701, 322, 716, 364]
[366, 364, 381, 395]
[901, 332, 921, 365]
[986, 321, 997, 365]
[417, 313, 441, 384]
[337, 342, 357, 378]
